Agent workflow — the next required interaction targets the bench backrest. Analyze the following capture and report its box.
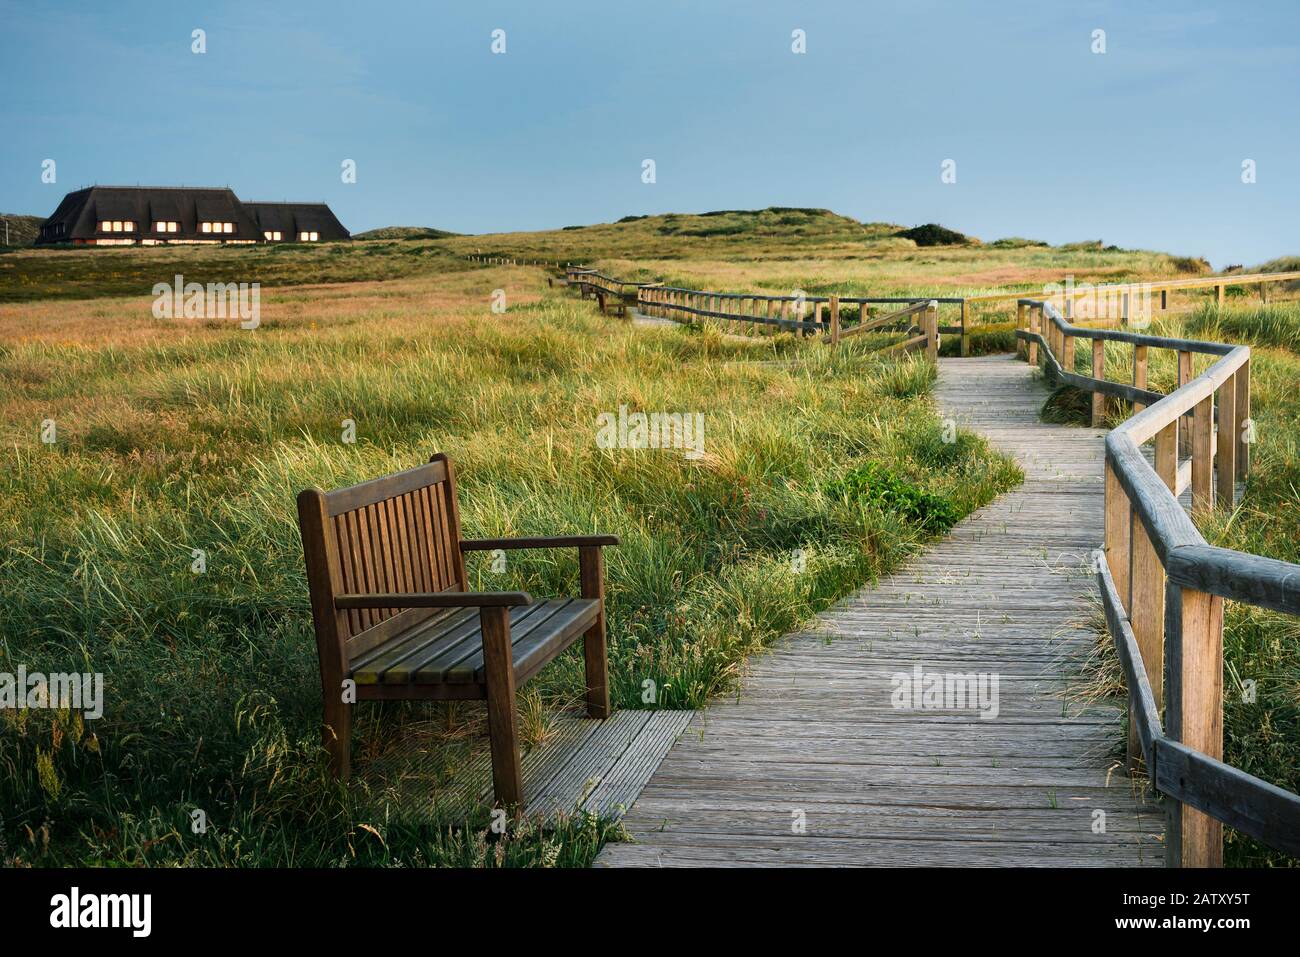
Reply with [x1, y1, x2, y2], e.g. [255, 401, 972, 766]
[297, 453, 467, 666]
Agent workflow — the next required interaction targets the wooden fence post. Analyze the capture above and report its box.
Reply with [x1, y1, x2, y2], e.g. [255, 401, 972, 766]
[924, 301, 939, 362]
[1016, 303, 1027, 359]
[829, 295, 841, 346]
[1191, 394, 1214, 513]
[960, 300, 970, 356]
[1178, 350, 1193, 452]
[1128, 422, 1175, 768]
[1133, 344, 1149, 413]
[1235, 358, 1251, 477]
[1027, 305, 1039, 366]
[1216, 376, 1237, 506]
[1104, 461, 1133, 617]
[1165, 585, 1225, 867]
[1062, 329, 1075, 377]
[1091, 339, 1106, 427]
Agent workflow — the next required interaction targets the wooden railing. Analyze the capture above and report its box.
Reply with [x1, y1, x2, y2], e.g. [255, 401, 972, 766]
[468, 254, 573, 269]
[1016, 299, 1300, 867]
[957, 270, 1300, 356]
[564, 268, 647, 317]
[633, 284, 945, 358]
[554, 265, 946, 358]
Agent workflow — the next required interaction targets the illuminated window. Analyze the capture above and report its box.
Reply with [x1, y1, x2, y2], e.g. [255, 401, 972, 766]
[201, 222, 212, 233]
[300, 231, 319, 242]
[123, 221, 135, 232]
[100, 221, 111, 231]
[111, 221, 123, 232]
[222, 222, 233, 234]
[155, 221, 179, 233]
[264, 230, 283, 241]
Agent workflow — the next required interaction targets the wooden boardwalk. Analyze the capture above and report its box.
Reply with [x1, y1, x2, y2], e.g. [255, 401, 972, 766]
[365, 711, 694, 822]
[597, 355, 1163, 867]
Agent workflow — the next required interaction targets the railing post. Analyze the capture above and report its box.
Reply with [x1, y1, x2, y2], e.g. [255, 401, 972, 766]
[1235, 358, 1251, 477]
[1091, 339, 1106, 427]
[1027, 305, 1039, 366]
[829, 295, 841, 346]
[1178, 350, 1193, 451]
[814, 301, 824, 339]
[1128, 422, 1176, 769]
[1016, 302, 1027, 360]
[960, 299, 970, 357]
[1062, 327, 1075, 377]
[924, 301, 939, 362]
[1216, 377, 1237, 506]
[1215, 283, 1224, 307]
[1104, 460, 1133, 617]
[1133, 344, 1149, 413]
[1191, 394, 1214, 513]
[1165, 585, 1225, 867]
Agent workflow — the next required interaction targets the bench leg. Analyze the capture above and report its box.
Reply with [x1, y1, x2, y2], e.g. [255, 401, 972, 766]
[579, 545, 611, 719]
[323, 693, 352, 782]
[480, 606, 523, 808]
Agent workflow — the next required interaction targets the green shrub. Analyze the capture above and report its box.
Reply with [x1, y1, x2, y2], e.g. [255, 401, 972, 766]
[825, 461, 961, 532]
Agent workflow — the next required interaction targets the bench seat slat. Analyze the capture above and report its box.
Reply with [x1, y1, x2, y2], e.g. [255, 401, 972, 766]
[412, 599, 575, 684]
[349, 598, 599, 687]
[383, 602, 551, 684]
[496, 598, 600, 685]
[350, 606, 483, 680]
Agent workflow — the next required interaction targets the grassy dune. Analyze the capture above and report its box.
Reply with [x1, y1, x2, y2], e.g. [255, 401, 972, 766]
[0, 265, 1020, 866]
[4, 207, 1213, 307]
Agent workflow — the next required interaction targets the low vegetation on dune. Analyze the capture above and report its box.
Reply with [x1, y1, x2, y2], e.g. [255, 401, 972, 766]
[352, 226, 461, 241]
[4, 205, 1233, 313]
[0, 240, 473, 304]
[0, 268, 1020, 866]
[894, 223, 972, 247]
[0, 214, 45, 248]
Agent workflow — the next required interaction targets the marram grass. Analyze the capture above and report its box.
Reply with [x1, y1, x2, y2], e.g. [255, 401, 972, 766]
[0, 274, 1020, 866]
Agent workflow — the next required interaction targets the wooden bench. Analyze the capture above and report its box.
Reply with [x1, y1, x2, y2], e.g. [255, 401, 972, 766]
[296, 452, 618, 807]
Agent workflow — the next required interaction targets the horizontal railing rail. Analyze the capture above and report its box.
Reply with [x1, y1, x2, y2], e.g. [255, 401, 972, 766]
[953, 269, 1300, 356]
[970, 270, 1300, 306]
[636, 284, 940, 357]
[556, 266, 945, 357]
[1016, 298, 1300, 865]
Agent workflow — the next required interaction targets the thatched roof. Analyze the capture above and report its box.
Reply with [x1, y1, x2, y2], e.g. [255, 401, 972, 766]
[35, 186, 348, 244]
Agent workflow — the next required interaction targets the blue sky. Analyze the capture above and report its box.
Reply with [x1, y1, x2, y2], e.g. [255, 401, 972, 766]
[2, 0, 1297, 266]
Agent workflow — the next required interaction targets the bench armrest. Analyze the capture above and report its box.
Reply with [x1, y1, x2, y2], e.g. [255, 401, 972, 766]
[460, 535, 619, 552]
[335, 591, 532, 609]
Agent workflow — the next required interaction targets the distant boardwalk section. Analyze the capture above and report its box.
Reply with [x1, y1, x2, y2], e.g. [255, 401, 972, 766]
[35, 185, 349, 246]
